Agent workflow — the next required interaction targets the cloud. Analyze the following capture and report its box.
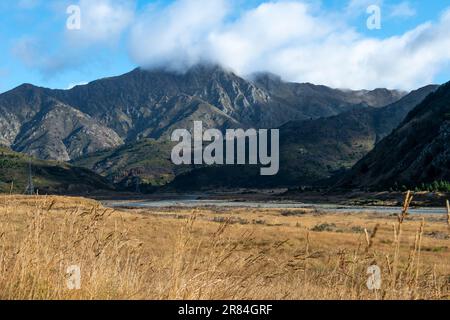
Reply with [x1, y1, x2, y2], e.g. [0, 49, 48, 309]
[129, 0, 450, 90]
[66, 81, 88, 89]
[390, 1, 416, 18]
[11, 0, 450, 90]
[12, 37, 70, 75]
[129, 0, 229, 71]
[12, 0, 135, 76]
[66, 0, 135, 46]
[346, 0, 383, 16]
[12, 36, 90, 76]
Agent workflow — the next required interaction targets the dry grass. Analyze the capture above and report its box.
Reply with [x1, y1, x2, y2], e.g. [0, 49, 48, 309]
[0, 194, 449, 300]
[446, 200, 450, 231]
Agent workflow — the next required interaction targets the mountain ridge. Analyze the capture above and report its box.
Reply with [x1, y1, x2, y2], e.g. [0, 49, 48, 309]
[0, 65, 406, 162]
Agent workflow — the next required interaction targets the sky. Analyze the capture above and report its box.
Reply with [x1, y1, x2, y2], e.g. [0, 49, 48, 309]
[1, 0, 450, 93]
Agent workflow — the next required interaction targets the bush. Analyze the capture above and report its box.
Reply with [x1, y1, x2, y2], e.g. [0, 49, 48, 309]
[311, 223, 337, 232]
[417, 180, 450, 192]
[391, 180, 450, 192]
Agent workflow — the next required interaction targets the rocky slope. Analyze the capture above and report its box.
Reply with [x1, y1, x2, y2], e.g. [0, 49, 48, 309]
[0, 85, 123, 161]
[337, 82, 450, 189]
[76, 84, 434, 190]
[163, 84, 437, 189]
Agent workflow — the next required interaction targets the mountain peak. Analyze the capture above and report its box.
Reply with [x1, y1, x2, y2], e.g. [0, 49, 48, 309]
[134, 63, 235, 78]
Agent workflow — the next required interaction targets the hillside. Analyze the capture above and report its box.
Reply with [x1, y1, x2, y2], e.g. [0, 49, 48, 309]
[73, 139, 190, 189]
[73, 84, 434, 190]
[0, 147, 114, 194]
[165, 85, 437, 190]
[337, 82, 450, 190]
[276, 84, 439, 183]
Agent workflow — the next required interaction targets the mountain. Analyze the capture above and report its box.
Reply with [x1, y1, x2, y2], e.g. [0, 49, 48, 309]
[276, 84, 439, 183]
[252, 72, 405, 113]
[0, 65, 405, 162]
[75, 84, 434, 190]
[74, 86, 432, 190]
[0, 85, 123, 161]
[162, 84, 437, 190]
[337, 82, 450, 190]
[73, 139, 185, 188]
[0, 146, 114, 194]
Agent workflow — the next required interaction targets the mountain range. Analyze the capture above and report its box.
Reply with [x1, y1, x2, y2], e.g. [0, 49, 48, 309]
[160, 84, 438, 190]
[0, 65, 404, 162]
[0, 64, 446, 192]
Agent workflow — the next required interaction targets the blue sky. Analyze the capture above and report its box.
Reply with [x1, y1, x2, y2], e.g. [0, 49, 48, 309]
[1, 0, 450, 93]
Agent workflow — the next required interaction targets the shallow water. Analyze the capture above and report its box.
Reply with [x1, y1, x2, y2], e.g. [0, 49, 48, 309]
[105, 199, 447, 215]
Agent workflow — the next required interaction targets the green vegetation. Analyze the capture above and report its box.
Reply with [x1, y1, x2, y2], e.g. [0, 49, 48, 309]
[73, 139, 192, 189]
[0, 147, 113, 194]
[415, 181, 450, 192]
[388, 180, 450, 192]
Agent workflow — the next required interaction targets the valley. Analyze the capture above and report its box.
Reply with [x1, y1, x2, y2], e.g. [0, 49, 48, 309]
[2, 0, 450, 303]
[0, 65, 448, 200]
[0, 65, 415, 194]
[0, 67, 449, 302]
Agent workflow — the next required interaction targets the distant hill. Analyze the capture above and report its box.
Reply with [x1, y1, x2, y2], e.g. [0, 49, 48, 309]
[0, 147, 114, 194]
[0, 65, 405, 162]
[337, 82, 450, 190]
[73, 139, 189, 189]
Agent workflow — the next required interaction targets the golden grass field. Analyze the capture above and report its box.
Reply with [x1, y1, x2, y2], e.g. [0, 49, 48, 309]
[0, 194, 448, 300]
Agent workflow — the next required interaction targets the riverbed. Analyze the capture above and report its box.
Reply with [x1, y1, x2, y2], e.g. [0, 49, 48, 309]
[104, 199, 448, 215]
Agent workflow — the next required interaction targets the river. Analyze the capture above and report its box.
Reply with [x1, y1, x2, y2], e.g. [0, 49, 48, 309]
[104, 199, 447, 215]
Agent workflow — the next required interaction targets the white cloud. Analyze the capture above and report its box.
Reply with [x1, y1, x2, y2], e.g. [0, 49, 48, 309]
[66, 81, 88, 89]
[66, 0, 135, 46]
[390, 1, 416, 18]
[128, 0, 450, 90]
[12, 0, 450, 90]
[129, 0, 229, 71]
